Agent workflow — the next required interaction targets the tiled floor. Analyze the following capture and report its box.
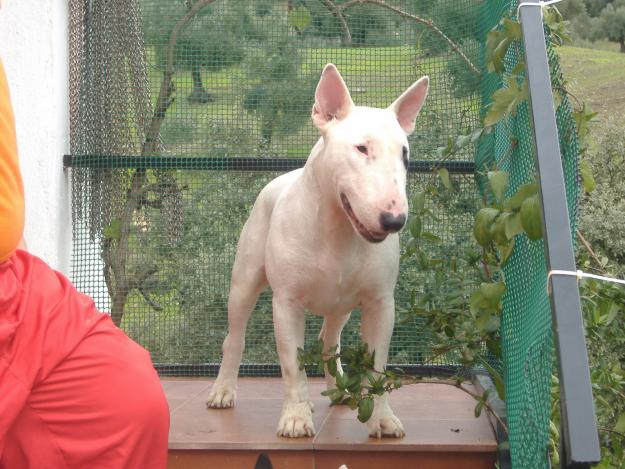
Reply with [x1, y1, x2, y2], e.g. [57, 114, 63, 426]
[164, 377, 497, 469]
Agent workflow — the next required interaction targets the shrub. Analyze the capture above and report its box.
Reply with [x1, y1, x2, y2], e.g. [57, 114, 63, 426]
[579, 115, 625, 265]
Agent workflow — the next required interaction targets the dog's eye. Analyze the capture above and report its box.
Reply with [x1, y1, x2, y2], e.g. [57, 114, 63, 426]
[402, 146, 409, 169]
[356, 145, 368, 156]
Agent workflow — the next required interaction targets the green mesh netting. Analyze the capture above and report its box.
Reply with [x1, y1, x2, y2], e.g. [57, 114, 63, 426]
[477, 1, 580, 468]
[67, 1, 580, 467]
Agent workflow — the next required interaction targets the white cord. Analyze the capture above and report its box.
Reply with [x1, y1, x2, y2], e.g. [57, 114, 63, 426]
[517, 0, 565, 18]
[547, 269, 625, 293]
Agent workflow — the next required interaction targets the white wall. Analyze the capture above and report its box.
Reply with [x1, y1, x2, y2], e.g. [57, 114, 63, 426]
[0, 0, 70, 273]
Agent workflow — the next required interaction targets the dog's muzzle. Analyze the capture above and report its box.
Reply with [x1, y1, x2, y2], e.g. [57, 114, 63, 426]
[340, 193, 388, 243]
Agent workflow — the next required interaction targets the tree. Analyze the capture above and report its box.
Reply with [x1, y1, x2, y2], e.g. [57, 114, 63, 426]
[417, 0, 482, 55]
[293, 0, 394, 46]
[142, 1, 264, 103]
[557, 0, 625, 49]
[584, 0, 612, 17]
[557, 0, 587, 18]
[242, 30, 317, 148]
[599, 2, 625, 51]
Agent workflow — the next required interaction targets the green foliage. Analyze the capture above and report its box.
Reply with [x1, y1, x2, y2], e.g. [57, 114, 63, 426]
[122, 170, 279, 363]
[288, 5, 312, 31]
[297, 0, 396, 46]
[600, 3, 625, 50]
[519, 194, 543, 241]
[544, 6, 574, 46]
[574, 102, 599, 158]
[447, 39, 482, 98]
[344, 3, 392, 46]
[417, 0, 482, 55]
[580, 116, 625, 263]
[143, 1, 251, 72]
[242, 26, 317, 147]
[298, 340, 403, 423]
[585, 0, 613, 17]
[141, 1, 270, 103]
[556, 0, 625, 49]
[483, 76, 528, 127]
[549, 253, 625, 467]
[298, 339, 495, 425]
[486, 18, 522, 74]
[571, 13, 603, 42]
[556, 0, 587, 19]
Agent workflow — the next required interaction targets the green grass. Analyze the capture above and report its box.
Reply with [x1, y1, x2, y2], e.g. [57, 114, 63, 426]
[570, 38, 622, 53]
[558, 45, 625, 124]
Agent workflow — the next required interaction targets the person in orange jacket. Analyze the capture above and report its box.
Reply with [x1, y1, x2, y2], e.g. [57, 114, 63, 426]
[0, 57, 169, 468]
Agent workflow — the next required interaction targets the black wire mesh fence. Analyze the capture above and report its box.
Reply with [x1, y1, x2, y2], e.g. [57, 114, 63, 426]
[68, 0, 483, 375]
[68, 156, 478, 374]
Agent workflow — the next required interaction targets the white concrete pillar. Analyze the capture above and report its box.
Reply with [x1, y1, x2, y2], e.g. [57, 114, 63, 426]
[0, 0, 71, 274]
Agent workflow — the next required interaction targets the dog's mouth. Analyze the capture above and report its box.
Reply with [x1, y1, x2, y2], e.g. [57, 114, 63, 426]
[340, 193, 388, 243]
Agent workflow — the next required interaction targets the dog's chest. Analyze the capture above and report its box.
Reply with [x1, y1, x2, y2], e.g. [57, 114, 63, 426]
[303, 260, 361, 315]
[295, 244, 392, 315]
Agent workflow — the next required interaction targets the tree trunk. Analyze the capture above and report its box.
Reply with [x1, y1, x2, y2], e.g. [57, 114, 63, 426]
[620, 38, 625, 53]
[111, 293, 128, 327]
[260, 120, 273, 149]
[188, 64, 213, 103]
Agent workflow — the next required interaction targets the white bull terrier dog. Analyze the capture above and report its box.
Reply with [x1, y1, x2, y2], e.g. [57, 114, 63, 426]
[206, 63, 429, 438]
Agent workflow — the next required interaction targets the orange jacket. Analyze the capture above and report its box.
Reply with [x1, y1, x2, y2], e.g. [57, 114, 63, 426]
[0, 59, 24, 262]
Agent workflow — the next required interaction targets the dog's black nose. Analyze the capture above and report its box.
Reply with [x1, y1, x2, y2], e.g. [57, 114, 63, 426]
[380, 212, 406, 233]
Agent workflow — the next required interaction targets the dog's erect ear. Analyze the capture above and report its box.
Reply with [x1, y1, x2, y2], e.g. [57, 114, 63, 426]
[312, 63, 354, 129]
[388, 76, 429, 135]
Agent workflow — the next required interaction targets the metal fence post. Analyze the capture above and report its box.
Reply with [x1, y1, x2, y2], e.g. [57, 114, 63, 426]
[519, 2, 600, 467]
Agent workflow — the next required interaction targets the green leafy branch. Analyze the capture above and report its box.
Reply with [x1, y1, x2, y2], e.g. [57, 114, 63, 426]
[297, 339, 508, 433]
[405, 170, 543, 397]
[481, 7, 572, 130]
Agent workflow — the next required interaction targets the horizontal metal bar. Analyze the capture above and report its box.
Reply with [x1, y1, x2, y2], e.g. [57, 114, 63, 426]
[155, 363, 462, 378]
[63, 154, 475, 174]
[520, 2, 600, 467]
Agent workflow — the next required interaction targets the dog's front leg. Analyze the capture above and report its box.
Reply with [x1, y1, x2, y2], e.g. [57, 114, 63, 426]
[273, 296, 315, 438]
[361, 296, 405, 438]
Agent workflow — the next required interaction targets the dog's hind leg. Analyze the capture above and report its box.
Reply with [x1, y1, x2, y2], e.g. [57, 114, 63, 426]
[207, 228, 269, 409]
[318, 313, 350, 392]
[206, 272, 266, 408]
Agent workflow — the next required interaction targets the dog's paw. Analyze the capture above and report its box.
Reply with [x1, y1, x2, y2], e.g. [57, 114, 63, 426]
[206, 382, 237, 409]
[277, 402, 315, 438]
[366, 399, 405, 438]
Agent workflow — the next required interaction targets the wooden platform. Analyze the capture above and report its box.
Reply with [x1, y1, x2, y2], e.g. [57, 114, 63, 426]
[164, 377, 497, 469]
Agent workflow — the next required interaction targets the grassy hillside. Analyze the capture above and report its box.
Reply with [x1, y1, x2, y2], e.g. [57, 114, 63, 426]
[558, 46, 625, 121]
